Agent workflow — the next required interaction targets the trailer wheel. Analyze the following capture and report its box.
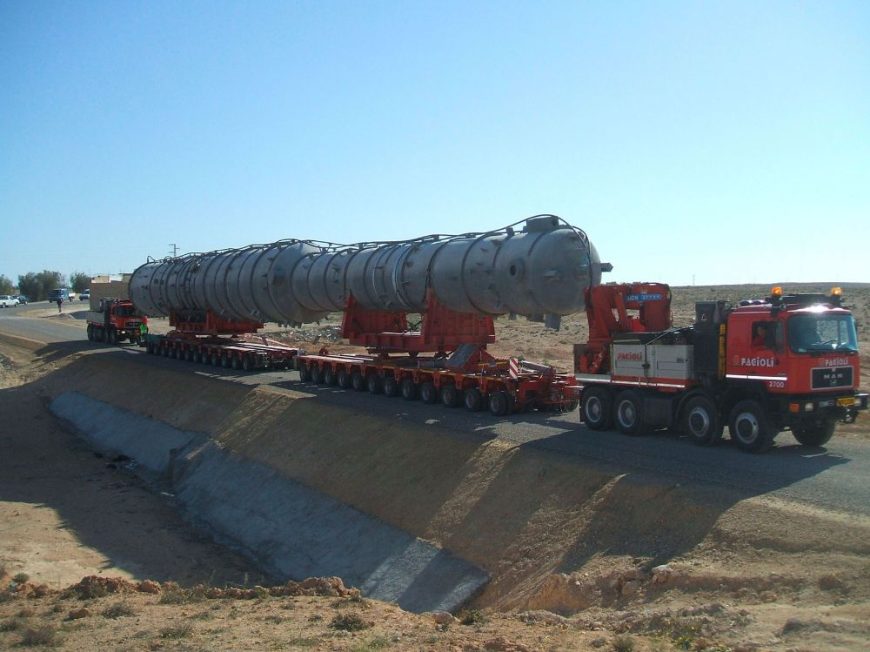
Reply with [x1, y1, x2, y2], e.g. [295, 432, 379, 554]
[464, 387, 483, 411]
[323, 366, 337, 386]
[614, 390, 646, 435]
[682, 395, 723, 446]
[311, 365, 325, 384]
[336, 368, 351, 388]
[298, 363, 311, 382]
[351, 371, 366, 391]
[210, 352, 220, 366]
[441, 384, 462, 408]
[581, 386, 613, 431]
[229, 355, 239, 370]
[420, 381, 438, 404]
[383, 376, 399, 397]
[242, 355, 254, 372]
[791, 418, 836, 447]
[401, 377, 418, 400]
[107, 328, 117, 345]
[729, 400, 775, 453]
[488, 390, 514, 416]
[367, 374, 382, 394]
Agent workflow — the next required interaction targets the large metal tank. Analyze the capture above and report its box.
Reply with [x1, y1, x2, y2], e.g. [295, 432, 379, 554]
[129, 215, 609, 326]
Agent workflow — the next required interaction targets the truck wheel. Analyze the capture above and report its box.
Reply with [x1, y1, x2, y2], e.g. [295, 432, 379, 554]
[488, 390, 514, 416]
[242, 355, 254, 372]
[401, 377, 418, 400]
[336, 368, 351, 388]
[441, 384, 462, 408]
[614, 390, 646, 435]
[351, 371, 366, 391]
[682, 395, 723, 446]
[323, 366, 337, 386]
[87, 324, 94, 341]
[420, 381, 438, 404]
[729, 400, 775, 452]
[210, 352, 220, 366]
[298, 363, 311, 382]
[792, 419, 836, 447]
[311, 365, 325, 384]
[106, 328, 117, 345]
[383, 376, 399, 397]
[581, 386, 613, 431]
[367, 374, 382, 394]
[464, 387, 483, 411]
[231, 355, 240, 370]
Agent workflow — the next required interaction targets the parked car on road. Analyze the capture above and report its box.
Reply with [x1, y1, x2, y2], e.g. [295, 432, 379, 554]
[0, 295, 17, 308]
[47, 288, 71, 304]
[16, 295, 29, 304]
[79, 290, 90, 302]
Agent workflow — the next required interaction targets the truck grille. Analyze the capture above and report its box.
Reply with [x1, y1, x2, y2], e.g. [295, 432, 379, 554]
[811, 366, 853, 389]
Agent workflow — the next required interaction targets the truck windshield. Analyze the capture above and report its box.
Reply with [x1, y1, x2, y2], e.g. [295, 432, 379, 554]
[788, 314, 858, 353]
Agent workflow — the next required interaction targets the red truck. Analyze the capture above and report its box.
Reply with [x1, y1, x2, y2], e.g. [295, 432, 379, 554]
[575, 283, 867, 451]
[86, 299, 148, 345]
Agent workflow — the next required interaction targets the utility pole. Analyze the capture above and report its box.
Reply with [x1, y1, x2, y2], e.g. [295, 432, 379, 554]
[169, 243, 179, 258]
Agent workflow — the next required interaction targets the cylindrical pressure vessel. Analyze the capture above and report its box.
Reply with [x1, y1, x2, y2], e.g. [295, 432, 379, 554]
[129, 214, 608, 325]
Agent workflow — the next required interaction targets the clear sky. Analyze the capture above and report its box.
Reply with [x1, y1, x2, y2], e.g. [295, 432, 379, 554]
[2, 1, 868, 287]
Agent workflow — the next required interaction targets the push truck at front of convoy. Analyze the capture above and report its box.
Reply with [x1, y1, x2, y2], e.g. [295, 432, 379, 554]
[575, 283, 868, 452]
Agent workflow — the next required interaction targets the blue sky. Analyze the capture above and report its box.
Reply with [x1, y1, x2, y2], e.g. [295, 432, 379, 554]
[1, 1, 868, 287]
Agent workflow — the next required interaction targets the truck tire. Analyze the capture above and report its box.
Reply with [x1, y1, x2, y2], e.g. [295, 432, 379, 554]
[464, 387, 483, 411]
[336, 368, 351, 388]
[614, 390, 646, 435]
[420, 381, 438, 404]
[87, 324, 94, 341]
[729, 400, 775, 452]
[792, 418, 836, 447]
[298, 363, 311, 382]
[383, 376, 399, 397]
[401, 377, 418, 400]
[351, 371, 366, 391]
[311, 365, 325, 384]
[681, 395, 723, 446]
[323, 366, 337, 386]
[581, 386, 612, 431]
[242, 355, 254, 372]
[106, 328, 117, 345]
[488, 390, 514, 416]
[441, 384, 462, 408]
[366, 373, 382, 394]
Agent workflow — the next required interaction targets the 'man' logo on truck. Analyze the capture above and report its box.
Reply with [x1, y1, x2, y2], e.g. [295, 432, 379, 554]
[617, 352, 643, 362]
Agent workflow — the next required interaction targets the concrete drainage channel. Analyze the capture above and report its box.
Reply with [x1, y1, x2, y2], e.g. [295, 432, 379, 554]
[50, 391, 489, 613]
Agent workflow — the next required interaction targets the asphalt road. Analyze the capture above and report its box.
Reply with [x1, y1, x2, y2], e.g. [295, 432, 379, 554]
[3, 306, 869, 517]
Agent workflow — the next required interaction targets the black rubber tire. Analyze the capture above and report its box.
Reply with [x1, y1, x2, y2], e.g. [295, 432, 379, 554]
[193, 350, 202, 364]
[107, 328, 117, 345]
[792, 418, 836, 447]
[337, 368, 351, 389]
[323, 366, 337, 386]
[298, 363, 311, 382]
[311, 365, 325, 384]
[351, 371, 366, 391]
[729, 399, 775, 452]
[420, 381, 438, 404]
[383, 376, 399, 397]
[210, 352, 220, 366]
[488, 390, 513, 416]
[581, 386, 613, 431]
[464, 387, 483, 411]
[401, 377, 418, 400]
[86, 324, 94, 341]
[441, 384, 462, 408]
[681, 395, 723, 446]
[367, 374, 382, 394]
[231, 355, 241, 370]
[613, 390, 646, 435]
[242, 355, 253, 372]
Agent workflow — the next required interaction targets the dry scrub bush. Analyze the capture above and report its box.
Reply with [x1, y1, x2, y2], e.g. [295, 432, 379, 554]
[159, 622, 193, 639]
[20, 624, 58, 647]
[102, 602, 137, 619]
[330, 612, 372, 632]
